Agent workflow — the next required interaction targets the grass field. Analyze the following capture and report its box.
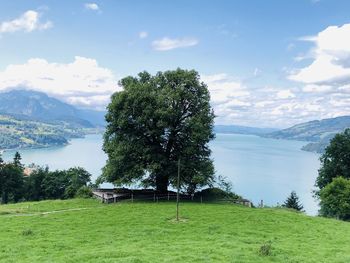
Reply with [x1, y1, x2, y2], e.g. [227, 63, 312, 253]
[0, 199, 350, 263]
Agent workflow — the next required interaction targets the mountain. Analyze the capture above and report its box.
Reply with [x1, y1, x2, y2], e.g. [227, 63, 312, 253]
[215, 125, 278, 136]
[265, 116, 350, 153]
[0, 90, 106, 127]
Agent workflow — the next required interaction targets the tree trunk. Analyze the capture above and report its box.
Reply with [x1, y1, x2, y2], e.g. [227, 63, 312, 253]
[155, 174, 168, 193]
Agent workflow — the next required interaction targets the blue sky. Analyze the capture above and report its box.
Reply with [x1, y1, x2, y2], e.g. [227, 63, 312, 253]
[0, 0, 350, 128]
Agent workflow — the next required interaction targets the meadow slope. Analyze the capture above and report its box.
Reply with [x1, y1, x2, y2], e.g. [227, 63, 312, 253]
[0, 199, 349, 263]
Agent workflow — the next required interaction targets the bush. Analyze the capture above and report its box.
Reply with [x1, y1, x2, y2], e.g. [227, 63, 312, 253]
[259, 241, 272, 256]
[195, 187, 241, 201]
[319, 177, 350, 221]
[75, 186, 93, 198]
[22, 229, 33, 236]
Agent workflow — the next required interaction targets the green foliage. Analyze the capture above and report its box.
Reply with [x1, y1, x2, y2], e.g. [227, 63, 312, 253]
[316, 129, 350, 191]
[259, 241, 272, 256]
[102, 69, 215, 193]
[217, 175, 233, 193]
[195, 187, 241, 201]
[22, 229, 33, 236]
[75, 186, 93, 198]
[283, 191, 304, 211]
[0, 114, 87, 150]
[13, 152, 23, 168]
[0, 162, 24, 204]
[1, 154, 92, 203]
[319, 177, 350, 221]
[23, 166, 49, 201]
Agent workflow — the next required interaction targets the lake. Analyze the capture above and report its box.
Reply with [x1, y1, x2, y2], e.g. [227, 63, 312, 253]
[3, 133, 320, 215]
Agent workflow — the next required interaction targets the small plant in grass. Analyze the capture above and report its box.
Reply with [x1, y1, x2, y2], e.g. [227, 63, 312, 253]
[0, 211, 10, 215]
[22, 229, 33, 236]
[259, 241, 272, 256]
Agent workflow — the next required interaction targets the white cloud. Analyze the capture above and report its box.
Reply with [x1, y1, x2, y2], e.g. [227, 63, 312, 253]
[139, 31, 148, 39]
[152, 37, 198, 51]
[289, 23, 350, 85]
[276, 89, 295, 99]
[84, 3, 100, 11]
[302, 84, 332, 93]
[201, 71, 350, 128]
[0, 57, 119, 110]
[0, 10, 52, 34]
[202, 74, 249, 104]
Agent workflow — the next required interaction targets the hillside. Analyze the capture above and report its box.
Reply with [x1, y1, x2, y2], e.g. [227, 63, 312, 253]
[215, 125, 278, 136]
[0, 199, 349, 262]
[0, 90, 106, 128]
[0, 114, 86, 149]
[265, 116, 350, 153]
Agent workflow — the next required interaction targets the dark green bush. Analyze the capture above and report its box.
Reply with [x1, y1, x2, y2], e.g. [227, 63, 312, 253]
[75, 186, 93, 198]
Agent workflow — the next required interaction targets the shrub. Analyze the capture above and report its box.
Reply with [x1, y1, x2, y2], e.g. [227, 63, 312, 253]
[75, 186, 93, 198]
[259, 241, 272, 256]
[195, 187, 241, 201]
[22, 229, 33, 236]
[319, 177, 350, 221]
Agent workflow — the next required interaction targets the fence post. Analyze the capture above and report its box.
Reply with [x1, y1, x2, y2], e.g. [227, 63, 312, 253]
[201, 195, 203, 204]
[260, 199, 263, 208]
[153, 192, 156, 202]
[131, 193, 134, 203]
[102, 193, 104, 203]
[168, 192, 170, 201]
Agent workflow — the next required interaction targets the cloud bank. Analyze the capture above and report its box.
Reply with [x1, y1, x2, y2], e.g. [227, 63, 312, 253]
[0, 57, 119, 110]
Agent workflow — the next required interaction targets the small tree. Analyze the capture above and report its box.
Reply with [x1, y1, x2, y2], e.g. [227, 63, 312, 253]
[13, 152, 23, 168]
[283, 191, 303, 211]
[319, 177, 350, 221]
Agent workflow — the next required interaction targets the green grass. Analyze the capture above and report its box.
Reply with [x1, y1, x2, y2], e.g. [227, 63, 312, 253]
[0, 199, 350, 262]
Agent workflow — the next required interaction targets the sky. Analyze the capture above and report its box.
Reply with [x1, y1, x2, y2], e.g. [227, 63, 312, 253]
[0, 0, 350, 128]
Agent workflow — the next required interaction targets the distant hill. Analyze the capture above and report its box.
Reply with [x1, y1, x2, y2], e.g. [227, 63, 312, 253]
[0, 90, 106, 127]
[265, 116, 350, 153]
[0, 114, 85, 149]
[215, 125, 278, 136]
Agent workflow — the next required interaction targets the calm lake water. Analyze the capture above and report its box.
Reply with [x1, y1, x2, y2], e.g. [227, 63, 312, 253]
[3, 133, 320, 215]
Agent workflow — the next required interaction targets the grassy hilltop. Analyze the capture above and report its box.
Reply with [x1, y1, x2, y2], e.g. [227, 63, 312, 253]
[0, 199, 350, 263]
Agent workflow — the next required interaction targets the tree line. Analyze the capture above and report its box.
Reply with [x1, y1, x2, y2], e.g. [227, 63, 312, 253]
[0, 152, 92, 204]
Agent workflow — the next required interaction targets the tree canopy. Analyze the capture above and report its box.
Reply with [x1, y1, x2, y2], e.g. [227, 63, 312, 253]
[316, 129, 350, 191]
[319, 177, 350, 221]
[101, 69, 215, 193]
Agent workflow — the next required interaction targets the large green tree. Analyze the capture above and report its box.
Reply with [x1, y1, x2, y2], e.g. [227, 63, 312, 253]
[316, 129, 350, 191]
[101, 69, 215, 193]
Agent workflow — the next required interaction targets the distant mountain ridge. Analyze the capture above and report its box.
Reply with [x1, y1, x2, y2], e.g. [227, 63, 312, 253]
[0, 90, 106, 127]
[265, 116, 350, 153]
[214, 125, 278, 136]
